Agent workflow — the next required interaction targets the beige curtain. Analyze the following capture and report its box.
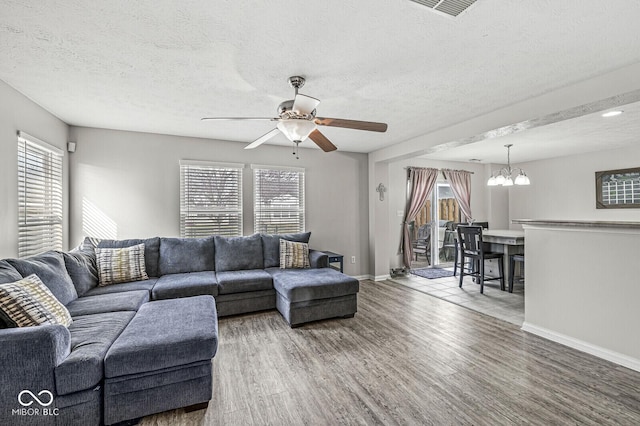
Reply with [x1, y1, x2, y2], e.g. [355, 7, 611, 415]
[401, 167, 439, 268]
[442, 169, 473, 221]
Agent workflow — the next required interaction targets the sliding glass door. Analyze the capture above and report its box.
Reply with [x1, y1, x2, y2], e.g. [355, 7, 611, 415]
[411, 183, 459, 268]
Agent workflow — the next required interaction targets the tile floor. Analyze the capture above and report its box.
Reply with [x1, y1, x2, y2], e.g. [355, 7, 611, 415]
[390, 269, 525, 326]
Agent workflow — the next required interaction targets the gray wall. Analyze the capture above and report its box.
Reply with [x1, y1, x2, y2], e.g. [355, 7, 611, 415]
[0, 80, 69, 258]
[67, 127, 370, 276]
[509, 145, 640, 224]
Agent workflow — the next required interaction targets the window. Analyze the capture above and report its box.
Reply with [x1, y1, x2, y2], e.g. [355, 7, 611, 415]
[17, 131, 64, 258]
[180, 160, 243, 237]
[253, 165, 305, 234]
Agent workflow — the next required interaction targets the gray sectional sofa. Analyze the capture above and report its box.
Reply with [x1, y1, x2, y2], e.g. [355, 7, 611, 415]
[0, 232, 359, 425]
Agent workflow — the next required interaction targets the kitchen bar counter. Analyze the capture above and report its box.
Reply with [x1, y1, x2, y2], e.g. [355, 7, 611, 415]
[513, 218, 640, 372]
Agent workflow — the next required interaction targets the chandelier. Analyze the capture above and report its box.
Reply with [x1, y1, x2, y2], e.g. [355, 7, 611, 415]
[487, 144, 530, 186]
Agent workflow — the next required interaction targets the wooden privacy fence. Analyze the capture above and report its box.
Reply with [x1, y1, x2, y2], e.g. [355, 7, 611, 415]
[414, 198, 459, 228]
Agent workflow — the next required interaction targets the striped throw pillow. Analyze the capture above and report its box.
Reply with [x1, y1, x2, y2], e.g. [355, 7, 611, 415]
[95, 243, 149, 286]
[0, 274, 72, 327]
[279, 239, 310, 269]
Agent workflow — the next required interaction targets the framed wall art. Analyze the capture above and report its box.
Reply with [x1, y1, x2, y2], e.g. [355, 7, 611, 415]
[595, 167, 640, 209]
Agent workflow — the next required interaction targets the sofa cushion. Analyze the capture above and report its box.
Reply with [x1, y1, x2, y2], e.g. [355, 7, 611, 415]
[261, 232, 311, 268]
[104, 296, 218, 378]
[97, 237, 161, 277]
[0, 274, 73, 327]
[152, 271, 218, 300]
[96, 244, 149, 285]
[268, 268, 359, 303]
[83, 278, 158, 297]
[65, 290, 149, 317]
[0, 260, 22, 283]
[216, 269, 273, 295]
[7, 251, 78, 305]
[214, 234, 264, 271]
[158, 237, 215, 275]
[55, 311, 135, 395]
[279, 240, 310, 269]
[63, 250, 99, 296]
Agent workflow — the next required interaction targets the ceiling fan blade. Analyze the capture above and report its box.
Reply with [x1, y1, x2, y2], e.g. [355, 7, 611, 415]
[314, 117, 388, 132]
[201, 117, 278, 121]
[245, 128, 281, 150]
[292, 94, 320, 115]
[308, 129, 337, 152]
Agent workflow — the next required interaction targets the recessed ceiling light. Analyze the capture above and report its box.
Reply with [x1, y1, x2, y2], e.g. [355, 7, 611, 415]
[602, 110, 623, 117]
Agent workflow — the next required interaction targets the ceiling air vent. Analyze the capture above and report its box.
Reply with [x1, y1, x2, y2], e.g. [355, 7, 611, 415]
[409, 0, 478, 17]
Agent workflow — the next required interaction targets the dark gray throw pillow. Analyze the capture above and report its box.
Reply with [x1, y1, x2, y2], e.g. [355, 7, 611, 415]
[6, 251, 78, 305]
[261, 232, 311, 268]
[159, 237, 215, 275]
[63, 250, 99, 296]
[214, 234, 264, 272]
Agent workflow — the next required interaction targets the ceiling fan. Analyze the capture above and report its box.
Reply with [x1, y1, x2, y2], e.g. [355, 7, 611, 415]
[201, 76, 388, 156]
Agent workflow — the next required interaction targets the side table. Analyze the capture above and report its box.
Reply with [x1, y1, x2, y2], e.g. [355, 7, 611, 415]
[323, 251, 344, 273]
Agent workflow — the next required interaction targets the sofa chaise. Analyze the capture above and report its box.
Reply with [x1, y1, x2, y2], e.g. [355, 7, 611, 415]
[0, 232, 359, 425]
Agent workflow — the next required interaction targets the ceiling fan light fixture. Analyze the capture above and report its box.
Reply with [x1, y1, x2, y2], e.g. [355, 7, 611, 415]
[277, 119, 316, 143]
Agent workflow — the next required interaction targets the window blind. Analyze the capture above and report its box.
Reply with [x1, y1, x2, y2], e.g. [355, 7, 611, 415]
[253, 165, 305, 234]
[180, 161, 243, 237]
[17, 132, 64, 258]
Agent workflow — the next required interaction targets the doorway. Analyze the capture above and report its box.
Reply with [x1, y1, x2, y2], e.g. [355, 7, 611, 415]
[410, 183, 460, 269]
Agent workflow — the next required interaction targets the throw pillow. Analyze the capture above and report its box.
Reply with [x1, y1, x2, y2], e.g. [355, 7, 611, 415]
[0, 274, 73, 328]
[6, 251, 78, 306]
[279, 239, 310, 269]
[95, 243, 149, 286]
[261, 232, 311, 268]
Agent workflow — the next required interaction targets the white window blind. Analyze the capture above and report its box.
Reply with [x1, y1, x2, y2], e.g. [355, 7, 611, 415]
[253, 165, 305, 234]
[17, 131, 64, 258]
[180, 160, 243, 237]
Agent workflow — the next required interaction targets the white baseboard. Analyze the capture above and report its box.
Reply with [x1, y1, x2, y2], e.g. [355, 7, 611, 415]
[374, 274, 391, 281]
[521, 322, 640, 373]
[351, 274, 373, 281]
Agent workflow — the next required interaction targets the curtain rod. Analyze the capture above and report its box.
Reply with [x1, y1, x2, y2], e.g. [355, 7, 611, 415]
[403, 167, 474, 174]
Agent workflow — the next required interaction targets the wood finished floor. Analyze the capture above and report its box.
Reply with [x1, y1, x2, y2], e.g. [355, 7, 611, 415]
[139, 280, 640, 425]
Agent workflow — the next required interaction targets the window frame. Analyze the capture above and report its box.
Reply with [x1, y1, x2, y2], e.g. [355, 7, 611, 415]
[17, 131, 64, 258]
[179, 160, 244, 237]
[252, 164, 306, 235]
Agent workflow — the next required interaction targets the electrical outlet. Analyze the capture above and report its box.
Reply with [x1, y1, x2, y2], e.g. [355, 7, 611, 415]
[351, 256, 356, 264]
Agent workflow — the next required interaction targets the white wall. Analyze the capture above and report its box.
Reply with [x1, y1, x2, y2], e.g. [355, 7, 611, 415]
[509, 145, 640, 225]
[0, 80, 69, 258]
[386, 158, 500, 271]
[522, 223, 640, 371]
[67, 127, 370, 277]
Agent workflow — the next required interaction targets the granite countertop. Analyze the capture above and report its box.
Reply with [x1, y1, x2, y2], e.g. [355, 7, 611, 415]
[513, 219, 640, 230]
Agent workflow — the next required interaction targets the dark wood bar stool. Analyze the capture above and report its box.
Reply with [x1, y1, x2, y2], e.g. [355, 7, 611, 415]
[446, 222, 489, 276]
[509, 254, 525, 293]
[457, 225, 504, 294]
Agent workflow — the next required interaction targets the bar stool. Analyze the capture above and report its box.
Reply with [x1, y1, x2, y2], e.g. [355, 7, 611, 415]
[457, 225, 505, 294]
[509, 254, 525, 293]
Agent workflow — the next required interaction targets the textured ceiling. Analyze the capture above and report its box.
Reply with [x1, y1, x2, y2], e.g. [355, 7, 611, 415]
[2, 0, 640, 155]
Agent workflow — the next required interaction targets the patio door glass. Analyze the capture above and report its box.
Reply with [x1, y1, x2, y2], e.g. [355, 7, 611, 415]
[410, 183, 459, 268]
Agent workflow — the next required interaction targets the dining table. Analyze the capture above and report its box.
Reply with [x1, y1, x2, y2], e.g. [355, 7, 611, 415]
[482, 229, 525, 285]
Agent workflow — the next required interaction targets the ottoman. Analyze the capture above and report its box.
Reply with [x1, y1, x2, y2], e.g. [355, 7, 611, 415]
[268, 268, 359, 327]
[103, 296, 218, 425]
